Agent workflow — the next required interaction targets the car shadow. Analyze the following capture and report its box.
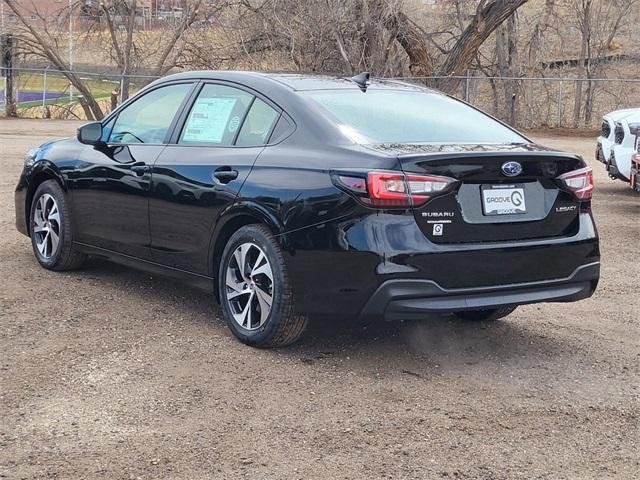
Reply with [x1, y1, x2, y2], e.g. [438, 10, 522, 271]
[77, 258, 577, 376]
[291, 312, 571, 371]
[596, 181, 639, 198]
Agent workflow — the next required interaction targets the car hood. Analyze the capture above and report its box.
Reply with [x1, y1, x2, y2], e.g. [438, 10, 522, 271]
[34, 137, 77, 155]
[39, 137, 75, 148]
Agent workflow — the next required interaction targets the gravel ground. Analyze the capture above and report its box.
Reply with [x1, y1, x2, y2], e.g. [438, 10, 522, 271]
[1, 119, 638, 480]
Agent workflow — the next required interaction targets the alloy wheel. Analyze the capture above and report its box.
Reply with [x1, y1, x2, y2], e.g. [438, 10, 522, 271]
[225, 242, 274, 330]
[33, 193, 61, 259]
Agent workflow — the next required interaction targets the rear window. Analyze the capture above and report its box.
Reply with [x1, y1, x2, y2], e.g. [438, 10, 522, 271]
[304, 90, 525, 144]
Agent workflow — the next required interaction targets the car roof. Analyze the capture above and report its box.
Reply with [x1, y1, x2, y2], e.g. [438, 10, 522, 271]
[255, 73, 428, 92]
[156, 70, 431, 93]
[615, 111, 640, 124]
[604, 108, 640, 121]
[142, 70, 445, 148]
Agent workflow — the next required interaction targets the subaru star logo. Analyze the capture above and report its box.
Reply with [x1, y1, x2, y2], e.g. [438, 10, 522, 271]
[501, 161, 523, 177]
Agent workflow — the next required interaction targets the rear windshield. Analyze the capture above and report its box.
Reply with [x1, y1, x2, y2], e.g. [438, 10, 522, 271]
[304, 89, 526, 144]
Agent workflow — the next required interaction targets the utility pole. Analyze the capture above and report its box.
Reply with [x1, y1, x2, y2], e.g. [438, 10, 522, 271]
[1, 34, 17, 117]
[69, 0, 73, 102]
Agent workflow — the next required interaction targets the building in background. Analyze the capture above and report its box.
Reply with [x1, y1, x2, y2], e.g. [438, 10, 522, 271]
[1, 0, 68, 30]
[0, 0, 191, 32]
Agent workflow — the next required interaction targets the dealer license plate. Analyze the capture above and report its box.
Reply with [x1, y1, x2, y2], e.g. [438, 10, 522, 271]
[482, 185, 527, 215]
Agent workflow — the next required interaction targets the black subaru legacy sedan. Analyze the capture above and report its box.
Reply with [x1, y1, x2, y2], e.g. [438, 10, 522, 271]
[15, 71, 599, 347]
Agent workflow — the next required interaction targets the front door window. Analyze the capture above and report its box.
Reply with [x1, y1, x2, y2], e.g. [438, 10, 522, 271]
[109, 83, 192, 144]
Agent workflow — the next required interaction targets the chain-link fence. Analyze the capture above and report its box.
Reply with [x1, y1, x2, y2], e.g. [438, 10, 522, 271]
[394, 75, 640, 130]
[1, 67, 160, 120]
[2, 67, 640, 128]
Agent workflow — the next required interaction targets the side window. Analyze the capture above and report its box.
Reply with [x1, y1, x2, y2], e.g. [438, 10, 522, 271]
[268, 113, 294, 144]
[180, 84, 253, 146]
[109, 83, 192, 144]
[235, 98, 280, 147]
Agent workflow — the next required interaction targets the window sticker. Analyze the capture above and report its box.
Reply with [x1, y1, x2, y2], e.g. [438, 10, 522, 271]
[183, 97, 238, 143]
[228, 115, 241, 133]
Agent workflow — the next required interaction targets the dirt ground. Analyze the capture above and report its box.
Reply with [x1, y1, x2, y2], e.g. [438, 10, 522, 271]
[0, 119, 638, 480]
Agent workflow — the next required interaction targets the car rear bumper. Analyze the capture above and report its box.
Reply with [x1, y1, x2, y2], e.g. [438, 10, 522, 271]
[360, 262, 599, 320]
[597, 137, 612, 162]
[609, 147, 633, 181]
[283, 211, 600, 318]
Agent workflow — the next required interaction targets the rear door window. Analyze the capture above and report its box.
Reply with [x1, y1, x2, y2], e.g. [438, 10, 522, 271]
[179, 84, 253, 146]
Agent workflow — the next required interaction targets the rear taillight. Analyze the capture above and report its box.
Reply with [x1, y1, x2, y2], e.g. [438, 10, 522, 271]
[335, 171, 457, 207]
[557, 167, 594, 200]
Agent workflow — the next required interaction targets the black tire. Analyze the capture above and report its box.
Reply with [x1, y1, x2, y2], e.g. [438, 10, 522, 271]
[29, 180, 86, 271]
[453, 305, 517, 322]
[218, 224, 307, 348]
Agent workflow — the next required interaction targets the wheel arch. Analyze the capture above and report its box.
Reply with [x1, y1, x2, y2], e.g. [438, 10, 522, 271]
[25, 162, 67, 235]
[209, 201, 285, 302]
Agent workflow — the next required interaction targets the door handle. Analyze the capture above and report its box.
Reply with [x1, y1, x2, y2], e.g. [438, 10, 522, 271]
[213, 167, 239, 183]
[130, 162, 150, 176]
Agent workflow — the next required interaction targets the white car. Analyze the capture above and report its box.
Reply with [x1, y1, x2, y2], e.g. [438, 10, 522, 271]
[609, 112, 640, 182]
[596, 108, 640, 165]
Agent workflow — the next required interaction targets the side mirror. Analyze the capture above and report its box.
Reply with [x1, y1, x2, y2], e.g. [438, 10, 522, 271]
[77, 122, 103, 145]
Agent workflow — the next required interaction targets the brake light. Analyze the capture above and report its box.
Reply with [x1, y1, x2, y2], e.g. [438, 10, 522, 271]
[335, 171, 457, 207]
[558, 167, 594, 200]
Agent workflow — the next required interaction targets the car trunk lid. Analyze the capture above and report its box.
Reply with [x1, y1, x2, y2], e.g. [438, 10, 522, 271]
[368, 143, 587, 244]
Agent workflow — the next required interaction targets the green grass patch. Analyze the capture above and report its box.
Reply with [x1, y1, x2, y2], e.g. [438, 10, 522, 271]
[17, 92, 112, 110]
[18, 73, 119, 95]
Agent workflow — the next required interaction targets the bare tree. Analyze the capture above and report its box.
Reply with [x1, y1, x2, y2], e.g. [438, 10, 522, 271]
[383, 0, 530, 91]
[89, 0, 206, 101]
[100, 0, 138, 102]
[187, 0, 530, 94]
[569, 0, 638, 126]
[3, 0, 105, 119]
[8, 0, 636, 129]
[4, 0, 207, 118]
[439, 0, 529, 79]
[496, 12, 519, 125]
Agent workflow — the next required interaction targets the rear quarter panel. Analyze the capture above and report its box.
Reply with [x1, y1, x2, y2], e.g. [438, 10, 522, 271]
[234, 142, 402, 315]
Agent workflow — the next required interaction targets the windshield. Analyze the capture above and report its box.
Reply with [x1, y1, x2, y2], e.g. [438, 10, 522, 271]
[304, 89, 526, 145]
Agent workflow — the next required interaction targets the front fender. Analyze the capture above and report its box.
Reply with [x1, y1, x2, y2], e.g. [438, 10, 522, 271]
[17, 160, 69, 236]
[28, 160, 68, 192]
